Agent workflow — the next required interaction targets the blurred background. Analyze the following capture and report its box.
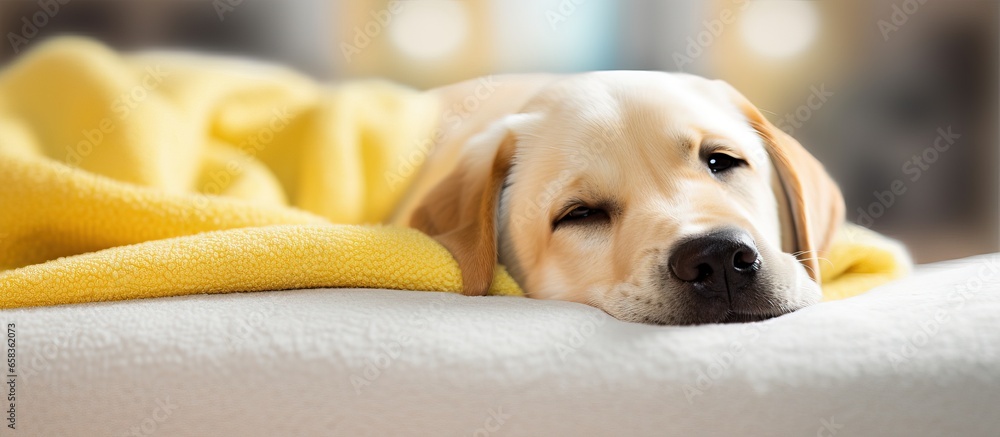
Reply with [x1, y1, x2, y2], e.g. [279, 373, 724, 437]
[0, 0, 996, 263]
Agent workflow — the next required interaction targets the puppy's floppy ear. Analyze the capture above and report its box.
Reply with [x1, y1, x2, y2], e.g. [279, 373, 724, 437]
[409, 119, 518, 296]
[722, 82, 845, 280]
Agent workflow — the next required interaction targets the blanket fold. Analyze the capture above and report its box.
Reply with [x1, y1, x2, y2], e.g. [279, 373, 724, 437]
[0, 38, 907, 309]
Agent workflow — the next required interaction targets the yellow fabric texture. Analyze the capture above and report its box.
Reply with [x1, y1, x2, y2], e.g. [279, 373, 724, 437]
[820, 223, 911, 301]
[0, 38, 905, 309]
[0, 37, 521, 309]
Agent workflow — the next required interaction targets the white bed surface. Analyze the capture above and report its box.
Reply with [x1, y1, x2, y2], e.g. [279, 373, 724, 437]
[6, 254, 1000, 436]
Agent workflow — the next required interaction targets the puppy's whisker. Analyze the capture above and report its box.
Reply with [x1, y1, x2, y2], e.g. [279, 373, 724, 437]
[799, 263, 818, 278]
[813, 257, 835, 269]
[794, 256, 835, 273]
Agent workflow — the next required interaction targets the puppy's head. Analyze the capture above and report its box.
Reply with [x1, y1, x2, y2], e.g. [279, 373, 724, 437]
[411, 71, 844, 325]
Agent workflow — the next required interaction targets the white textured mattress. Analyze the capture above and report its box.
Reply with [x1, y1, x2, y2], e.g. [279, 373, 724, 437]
[4, 255, 1000, 436]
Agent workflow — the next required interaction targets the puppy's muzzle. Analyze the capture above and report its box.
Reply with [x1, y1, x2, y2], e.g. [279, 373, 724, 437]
[668, 228, 761, 299]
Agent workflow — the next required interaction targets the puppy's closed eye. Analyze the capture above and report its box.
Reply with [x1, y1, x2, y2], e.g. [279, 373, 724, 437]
[553, 205, 610, 229]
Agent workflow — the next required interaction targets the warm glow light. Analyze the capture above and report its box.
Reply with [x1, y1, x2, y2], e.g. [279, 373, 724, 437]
[740, 1, 819, 58]
[389, 1, 469, 61]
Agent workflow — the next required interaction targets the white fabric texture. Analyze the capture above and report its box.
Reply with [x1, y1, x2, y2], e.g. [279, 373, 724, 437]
[5, 254, 1000, 436]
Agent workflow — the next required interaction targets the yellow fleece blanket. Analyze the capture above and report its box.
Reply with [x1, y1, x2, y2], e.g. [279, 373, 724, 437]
[0, 38, 907, 309]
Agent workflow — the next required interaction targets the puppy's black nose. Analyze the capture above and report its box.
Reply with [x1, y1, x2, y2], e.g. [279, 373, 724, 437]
[668, 228, 760, 298]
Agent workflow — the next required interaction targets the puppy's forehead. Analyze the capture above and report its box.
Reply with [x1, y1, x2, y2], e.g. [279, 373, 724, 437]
[523, 72, 761, 154]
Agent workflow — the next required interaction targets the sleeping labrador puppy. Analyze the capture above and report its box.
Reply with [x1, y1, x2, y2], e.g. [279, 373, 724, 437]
[391, 71, 844, 325]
